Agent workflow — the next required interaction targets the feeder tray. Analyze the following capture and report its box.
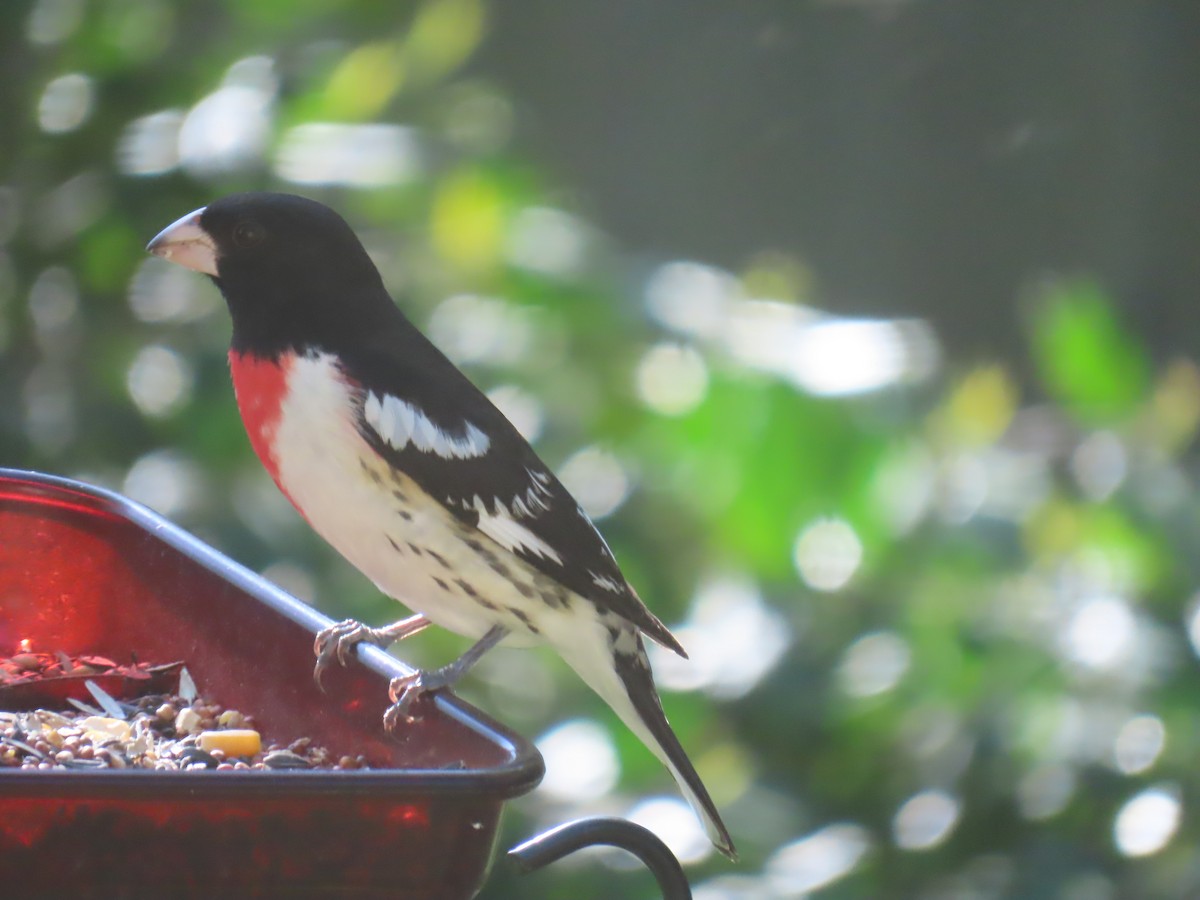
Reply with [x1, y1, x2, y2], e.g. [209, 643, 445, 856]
[0, 468, 546, 899]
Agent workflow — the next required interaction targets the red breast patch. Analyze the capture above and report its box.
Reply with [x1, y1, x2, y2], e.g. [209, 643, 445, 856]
[228, 350, 292, 489]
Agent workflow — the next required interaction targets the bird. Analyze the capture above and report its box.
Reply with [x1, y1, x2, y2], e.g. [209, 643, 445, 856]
[147, 192, 736, 860]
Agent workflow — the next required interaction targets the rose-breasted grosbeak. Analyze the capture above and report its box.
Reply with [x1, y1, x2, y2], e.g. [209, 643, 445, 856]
[147, 192, 735, 859]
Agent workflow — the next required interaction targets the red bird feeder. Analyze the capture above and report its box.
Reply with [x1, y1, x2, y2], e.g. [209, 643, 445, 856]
[0, 467, 546, 899]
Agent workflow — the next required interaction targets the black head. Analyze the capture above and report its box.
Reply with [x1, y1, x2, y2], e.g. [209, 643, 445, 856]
[148, 192, 398, 355]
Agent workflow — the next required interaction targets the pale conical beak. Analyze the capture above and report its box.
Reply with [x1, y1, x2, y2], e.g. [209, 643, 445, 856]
[146, 207, 218, 276]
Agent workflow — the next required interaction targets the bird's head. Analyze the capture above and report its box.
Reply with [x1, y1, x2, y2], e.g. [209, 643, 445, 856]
[147, 192, 391, 353]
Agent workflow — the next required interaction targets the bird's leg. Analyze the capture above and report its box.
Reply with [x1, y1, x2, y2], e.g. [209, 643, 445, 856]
[313, 613, 431, 689]
[383, 624, 507, 729]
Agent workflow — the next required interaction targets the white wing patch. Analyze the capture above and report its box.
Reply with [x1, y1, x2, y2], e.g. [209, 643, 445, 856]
[473, 496, 563, 564]
[364, 390, 490, 459]
[509, 467, 553, 518]
[590, 571, 625, 594]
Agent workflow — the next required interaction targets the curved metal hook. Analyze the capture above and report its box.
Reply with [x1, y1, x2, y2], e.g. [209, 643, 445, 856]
[508, 816, 692, 900]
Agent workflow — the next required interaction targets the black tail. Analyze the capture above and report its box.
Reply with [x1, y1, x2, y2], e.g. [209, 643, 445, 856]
[607, 633, 738, 859]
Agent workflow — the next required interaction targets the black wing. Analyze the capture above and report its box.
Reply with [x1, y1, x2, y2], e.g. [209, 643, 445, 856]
[337, 325, 686, 657]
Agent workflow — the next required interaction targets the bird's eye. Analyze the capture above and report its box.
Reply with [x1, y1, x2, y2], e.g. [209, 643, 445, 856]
[232, 220, 265, 249]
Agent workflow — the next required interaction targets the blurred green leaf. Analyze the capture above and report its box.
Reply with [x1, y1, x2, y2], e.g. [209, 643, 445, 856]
[322, 40, 406, 120]
[430, 168, 504, 270]
[404, 0, 486, 83]
[1030, 279, 1150, 426]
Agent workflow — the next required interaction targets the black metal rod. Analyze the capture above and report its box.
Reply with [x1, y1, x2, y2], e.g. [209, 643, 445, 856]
[508, 817, 692, 900]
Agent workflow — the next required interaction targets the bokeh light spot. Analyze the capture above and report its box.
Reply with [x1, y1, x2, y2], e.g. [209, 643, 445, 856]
[791, 318, 938, 397]
[34, 170, 106, 247]
[117, 110, 183, 176]
[427, 293, 532, 365]
[126, 344, 193, 418]
[27, 0, 85, 45]
[793, 517, 863, 592]
[1071, 431, 1127, 502]
[838, 631, 911, 698]
[28, 266, 79, 346]
[644, 260, 737, 340]
[766, 823, 871, 896]
[893, 790, 960, 851]
[275, 123, 421, 187]
[650, 574, 790, 699]
[627, 796, 712, 865]
[123, 450, 202, 518]
[179, 57, 276, 175]
[507, 206, 589, 277]
[1061, 596, 1135, 670]
[535, 719, 619, 803]
[128, 257, 219, 323]
[635, 343, 709, 416]
[37, 73, 94, 134]
[1113, 714, 1166, 776]
[557, 446, 630, 520]
[1113, 785, 1181, 857]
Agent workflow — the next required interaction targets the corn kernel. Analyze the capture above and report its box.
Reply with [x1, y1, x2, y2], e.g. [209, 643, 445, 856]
[197, 729, 262, 759]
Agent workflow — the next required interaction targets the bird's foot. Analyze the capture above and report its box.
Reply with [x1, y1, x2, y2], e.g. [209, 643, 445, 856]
[313, 614, 430, 690]
[382, 666, 456, 729]
[381, 624, 508, 730]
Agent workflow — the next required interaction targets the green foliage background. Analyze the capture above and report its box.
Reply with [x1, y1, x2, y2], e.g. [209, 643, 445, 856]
[2, 2, 1199, 898]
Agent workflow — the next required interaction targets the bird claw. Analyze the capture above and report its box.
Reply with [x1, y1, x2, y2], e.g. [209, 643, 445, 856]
[382, 668, 455, 729]
[313, 618, 380, 690]
[379, 625, 506, 730]
[313, 614, 431, 691]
